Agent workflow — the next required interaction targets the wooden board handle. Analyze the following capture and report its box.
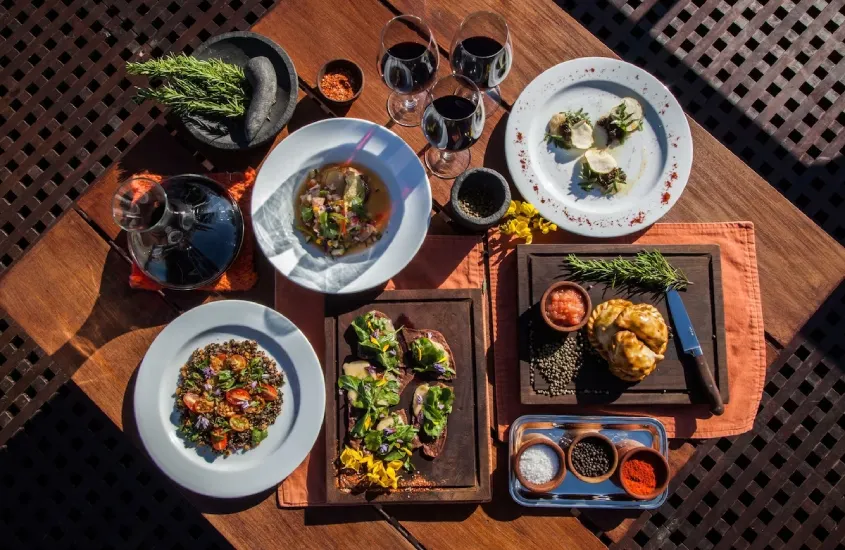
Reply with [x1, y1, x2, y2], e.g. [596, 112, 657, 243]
[695, 354, 725, 415]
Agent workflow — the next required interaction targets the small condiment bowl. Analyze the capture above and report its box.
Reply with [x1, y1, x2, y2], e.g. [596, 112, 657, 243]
[566, 432, 619, 484]
[540, 281, 592, 332]
[513, 438, 567, 494]
[449, 168, 511, 232]
[317, 59, 364, 106]
[617, 447, 670, 500]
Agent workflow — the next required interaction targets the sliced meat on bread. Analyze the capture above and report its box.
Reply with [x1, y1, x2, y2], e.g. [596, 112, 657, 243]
[411, 383, 451, 458]
[402, 327, 456, 381]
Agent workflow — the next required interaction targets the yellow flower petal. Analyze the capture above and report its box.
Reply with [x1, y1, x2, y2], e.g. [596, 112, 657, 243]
[388, 460, 404, 471]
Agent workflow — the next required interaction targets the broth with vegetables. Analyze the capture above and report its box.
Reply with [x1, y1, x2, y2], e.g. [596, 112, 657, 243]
[295, 163, 391, 256]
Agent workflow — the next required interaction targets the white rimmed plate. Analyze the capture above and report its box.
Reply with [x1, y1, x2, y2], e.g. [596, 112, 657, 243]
[505, 57, 692, 237]
[252, 118, 432, 294]
[134, 300, 324, 499]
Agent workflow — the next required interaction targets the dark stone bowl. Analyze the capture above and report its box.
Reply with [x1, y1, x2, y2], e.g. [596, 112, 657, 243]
[185, 31, 298, 150]
[449, 168, 512, 232]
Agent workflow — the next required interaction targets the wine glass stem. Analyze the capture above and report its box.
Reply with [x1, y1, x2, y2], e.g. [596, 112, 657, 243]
[441, 151, 454, 161]
[403, 97, 418, 110]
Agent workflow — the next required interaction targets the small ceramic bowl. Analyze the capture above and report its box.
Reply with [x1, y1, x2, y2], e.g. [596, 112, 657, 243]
[617, 446, 670, 500]
[566, 432, 619, 483]
[449, 168, 511, 231]
[317, 59, 364, 106]
[540, 281, 592, 332]
[513, 438, 567, 494]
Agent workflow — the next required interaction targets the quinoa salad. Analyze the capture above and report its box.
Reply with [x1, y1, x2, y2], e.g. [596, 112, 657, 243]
[175, 340, 285, 457]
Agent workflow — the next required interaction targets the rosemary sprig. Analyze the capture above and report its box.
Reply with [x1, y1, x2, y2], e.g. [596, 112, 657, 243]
[565, 250, 691, 291]
[126, 54, 248, 118]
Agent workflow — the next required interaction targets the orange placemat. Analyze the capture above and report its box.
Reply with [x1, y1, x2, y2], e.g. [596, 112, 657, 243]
[128, 169, 259, 291]
[276, 234, 487, 507]
[490, 222, 765, 440]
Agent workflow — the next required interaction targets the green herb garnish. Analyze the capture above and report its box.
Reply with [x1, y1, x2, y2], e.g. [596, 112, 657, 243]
[421, 385, 454, 439]
[579, 163, 627, 195]
[350, 312, 402, 374]
[126, 54, 248, 118]
[408, 337, 455, 379]
[363, 415, 417, 470]
[565, 250, 691, 291]
[337, 375, 400, 438]
[545, 108, 590, 149]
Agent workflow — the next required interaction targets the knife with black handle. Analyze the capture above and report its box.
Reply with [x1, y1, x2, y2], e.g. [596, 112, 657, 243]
[666, 289, 725, 415]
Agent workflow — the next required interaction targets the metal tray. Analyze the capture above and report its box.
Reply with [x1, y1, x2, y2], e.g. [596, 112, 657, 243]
[509, 415, 669, 509]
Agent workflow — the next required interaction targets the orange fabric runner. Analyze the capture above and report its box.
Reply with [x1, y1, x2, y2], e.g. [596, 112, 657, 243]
[489, 222, 765, 440]
[277, 234, 486, 507]
[128, 169, 259, 291]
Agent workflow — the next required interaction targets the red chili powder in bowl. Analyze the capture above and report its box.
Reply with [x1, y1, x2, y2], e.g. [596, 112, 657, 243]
[621, 457, 658, 496]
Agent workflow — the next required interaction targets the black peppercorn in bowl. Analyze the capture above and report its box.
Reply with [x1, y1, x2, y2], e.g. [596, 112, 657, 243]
[566, 432, 619, 483]
[449, 167, 511, 232]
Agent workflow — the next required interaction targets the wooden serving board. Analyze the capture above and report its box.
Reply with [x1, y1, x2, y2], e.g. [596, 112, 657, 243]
[324, 289, 491, 504]
[517, 244, 729, 406]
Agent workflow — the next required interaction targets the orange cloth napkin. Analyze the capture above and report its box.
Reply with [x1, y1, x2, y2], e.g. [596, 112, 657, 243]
[276, 235, 486, 507]
[490, 222, 765, 440]
[128, 169, 259, 291]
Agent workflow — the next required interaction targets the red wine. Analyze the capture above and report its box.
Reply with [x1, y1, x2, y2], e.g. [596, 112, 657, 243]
[381, 41, 437, 94]
[451, 36, 512, 89]
[422, 96, 484, 152]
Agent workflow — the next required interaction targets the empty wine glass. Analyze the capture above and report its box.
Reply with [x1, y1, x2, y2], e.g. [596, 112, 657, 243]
[377, 15, 439, 127]
[449, 11, 513, 114]
[421, 74, 485, 179]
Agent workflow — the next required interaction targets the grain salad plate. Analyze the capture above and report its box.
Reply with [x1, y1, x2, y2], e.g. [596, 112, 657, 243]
[505, 57, 692, 237]
[134, 300, 325, 498]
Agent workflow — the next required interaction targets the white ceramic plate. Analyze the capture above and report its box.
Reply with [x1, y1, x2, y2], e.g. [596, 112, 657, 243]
[505, 57, 692, 237]
[134, 300, 325, 499]
[252, 118, 432, 294]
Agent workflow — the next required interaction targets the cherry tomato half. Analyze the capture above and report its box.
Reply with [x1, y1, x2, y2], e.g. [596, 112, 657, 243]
[226, 388, 251, 406]
[258, 384, 279, 401]
[226, 354, 247, 372]
[244, 397, 265, 414]
[182, 392, 201, 412]
[229, 415, 250, 432]
[193, 398, 214, 414]
[211, 428, 228, 451]
[209, 353, 227, 373]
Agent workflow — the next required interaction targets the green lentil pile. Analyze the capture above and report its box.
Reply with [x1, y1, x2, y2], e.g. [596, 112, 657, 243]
[570, 438, 612, 477]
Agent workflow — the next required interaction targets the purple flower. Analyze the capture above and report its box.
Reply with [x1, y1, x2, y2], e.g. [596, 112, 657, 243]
[383, 428, 395, 436]
[378, 444, 388, 454]
[415, 395, 423, 404]
[388, 349, 396, 356]
[373, 330, 381, 338]
[239, 401, 250, 410]
[396, 439, 403, 445]
[203, 366, 214, 378]
[437, 403, 445, 410]
[213, 389, 221, 397]
[426, 332, 432, 339]
[195, 416, 210, 430]
[433, 363, 446, 374]
[203, 383, 212, 391]
[366, 365, 377, 376]
[250, 380, 258, 389]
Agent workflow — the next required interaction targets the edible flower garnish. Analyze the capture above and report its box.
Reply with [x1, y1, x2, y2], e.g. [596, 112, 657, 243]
[422, 385, 454, 439]
[340, 446, 406, 489]
[408, 337, 455, 379]
[351, 312, 402, 374]
[337, 374, 401, 438]
[500, 200, 557, 244]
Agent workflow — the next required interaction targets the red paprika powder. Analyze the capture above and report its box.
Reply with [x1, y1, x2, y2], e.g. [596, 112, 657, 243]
[621, 457, 658, 495]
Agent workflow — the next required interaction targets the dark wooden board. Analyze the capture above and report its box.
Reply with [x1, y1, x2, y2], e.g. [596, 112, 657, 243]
[324, 289, 491, 504]
[517, 244, 729, 406]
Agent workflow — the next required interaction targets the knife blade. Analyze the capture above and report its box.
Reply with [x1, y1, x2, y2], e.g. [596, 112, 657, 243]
[666, 289, 725, 415]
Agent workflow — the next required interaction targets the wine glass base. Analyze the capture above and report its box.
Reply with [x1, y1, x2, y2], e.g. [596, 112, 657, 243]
[425, 148, 471, 180]
[387, 91, 426, 127]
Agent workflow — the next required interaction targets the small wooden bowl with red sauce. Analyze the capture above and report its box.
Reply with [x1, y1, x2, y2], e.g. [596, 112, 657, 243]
[540, 281, 591, 332]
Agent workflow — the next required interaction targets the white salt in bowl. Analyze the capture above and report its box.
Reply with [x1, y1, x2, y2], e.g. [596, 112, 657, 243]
[513, 438, 567, 493]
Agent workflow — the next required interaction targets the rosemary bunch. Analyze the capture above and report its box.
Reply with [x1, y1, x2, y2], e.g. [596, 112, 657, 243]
[565, 250, 691, 291]
[127, 54, 248, 118]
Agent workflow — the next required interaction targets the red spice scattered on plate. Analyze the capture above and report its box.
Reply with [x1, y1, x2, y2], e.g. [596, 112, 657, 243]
[629, 211, 646, 226]
[661, 192, 671, 204]
[516, 131, 524, 143]
[670, 171, 678, 180]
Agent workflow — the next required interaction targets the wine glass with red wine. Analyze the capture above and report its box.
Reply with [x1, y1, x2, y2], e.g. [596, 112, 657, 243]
[450, 11, 512, 113]
[377, 15, 439, 127]
[421, 74, 485, 179]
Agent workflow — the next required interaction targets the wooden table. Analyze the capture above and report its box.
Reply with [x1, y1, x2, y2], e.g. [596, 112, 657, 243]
[0, 0, 843, 548]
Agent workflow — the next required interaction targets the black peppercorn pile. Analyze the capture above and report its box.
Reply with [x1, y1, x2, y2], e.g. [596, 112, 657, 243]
[570, 439, 612, 477]
[457, 181, 498, 219]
